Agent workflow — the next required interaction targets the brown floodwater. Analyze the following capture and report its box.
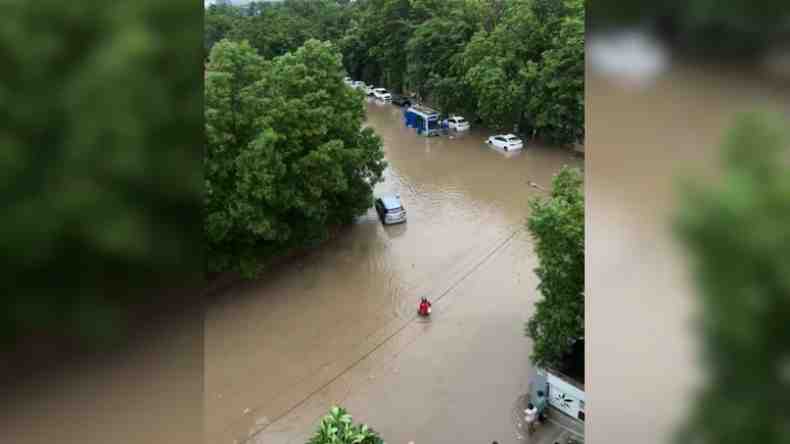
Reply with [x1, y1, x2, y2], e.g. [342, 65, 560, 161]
[586, 32, 790, 444]
[204, 99, 582, 444]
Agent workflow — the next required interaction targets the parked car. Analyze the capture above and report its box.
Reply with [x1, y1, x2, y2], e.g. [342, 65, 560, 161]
[486, 133, 524, 151]
[391, 94, 413, 107]
[374, 195, 407, 225]
[365, 85, 376, 96]
[443, 115, 470, 131]
[372, 88, 392, 101]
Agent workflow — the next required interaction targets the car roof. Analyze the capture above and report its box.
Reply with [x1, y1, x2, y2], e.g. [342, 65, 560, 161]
[379, 195, 402, 209]
[504, 133, 520, 139]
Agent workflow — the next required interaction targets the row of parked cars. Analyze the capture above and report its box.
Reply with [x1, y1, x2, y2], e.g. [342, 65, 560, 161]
[344, 77, 522, 152]
[344, 78, 394, 101]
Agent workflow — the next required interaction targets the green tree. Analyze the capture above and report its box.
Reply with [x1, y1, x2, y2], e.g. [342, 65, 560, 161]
[341, 0, 414, 91]
[405, 2, 480, 103]
[525, 166, 584, 369]
[521, 0, 584, 144]
[461, 0, 583, 141]
[205, 4, 241, 59]
[307, 406, 384, 444]
[205, 39, 386, 276]
[674, 113, 790, 444]
[0, 0, 202, 346]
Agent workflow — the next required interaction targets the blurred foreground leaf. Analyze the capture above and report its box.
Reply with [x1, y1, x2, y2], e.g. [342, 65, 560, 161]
[675, 112, 790, 444]
[0, 0, 203, 348]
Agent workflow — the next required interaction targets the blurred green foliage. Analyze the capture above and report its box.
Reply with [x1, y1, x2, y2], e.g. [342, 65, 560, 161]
[589, 0, 790, 57]
[675, 113, 790, 444]
[206, 0, 584, 145]
[307, 406, 384, 444]
[204, 39, 386, 276]
[525, 166, 584, 369]
[205, 0, 350, 61]
[0, 1, 202, 346]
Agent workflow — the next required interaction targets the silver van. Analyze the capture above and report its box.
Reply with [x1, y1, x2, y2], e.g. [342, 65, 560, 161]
[374, 195, 407, 225]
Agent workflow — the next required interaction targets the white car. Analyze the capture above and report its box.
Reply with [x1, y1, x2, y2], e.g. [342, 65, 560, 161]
[487, 133, 524, 151]
[352, 81, 366, 90]
[364, 85, 376, 96]
[444, 115, 470, 131]
[372, 88, 392, 101]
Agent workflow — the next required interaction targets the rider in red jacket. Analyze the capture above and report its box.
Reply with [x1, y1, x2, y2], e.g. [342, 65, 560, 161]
[418, 298, 432, 316]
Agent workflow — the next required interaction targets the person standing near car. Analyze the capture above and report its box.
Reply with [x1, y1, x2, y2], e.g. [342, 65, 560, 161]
[535, 390, 548, 423]
[524, 403, 538, 435]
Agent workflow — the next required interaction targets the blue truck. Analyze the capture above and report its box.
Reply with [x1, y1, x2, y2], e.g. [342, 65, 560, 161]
[403, 104, 442, 137]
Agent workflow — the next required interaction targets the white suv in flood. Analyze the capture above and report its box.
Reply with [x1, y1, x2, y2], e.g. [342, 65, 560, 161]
[487, 133, 524, 151]
[374, 195, 406, 225]
[444, 115, 470, 131]
[372, 88, 392, 101]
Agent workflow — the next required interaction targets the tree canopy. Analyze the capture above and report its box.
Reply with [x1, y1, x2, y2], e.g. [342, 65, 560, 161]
[0, 0, 202, 347]
[204, 39, 386, 276]
[525, 166, 584, 370]
[205, 0, 585, 145]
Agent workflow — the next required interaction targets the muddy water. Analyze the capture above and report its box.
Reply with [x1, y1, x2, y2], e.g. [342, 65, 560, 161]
[204, 100, 581, 444]
[587, 49, 790, 444]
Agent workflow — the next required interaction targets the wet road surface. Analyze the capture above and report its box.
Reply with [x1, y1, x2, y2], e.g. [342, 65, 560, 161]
[586, 52, 790, 444]
[205, 99, 582, 444]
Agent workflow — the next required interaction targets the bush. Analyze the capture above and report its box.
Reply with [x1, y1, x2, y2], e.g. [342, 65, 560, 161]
[307, 406, 384, 444]
[525, 166, 584, 369]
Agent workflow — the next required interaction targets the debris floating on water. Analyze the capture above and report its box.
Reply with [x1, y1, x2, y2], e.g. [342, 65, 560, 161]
[528, 181, 547, 191]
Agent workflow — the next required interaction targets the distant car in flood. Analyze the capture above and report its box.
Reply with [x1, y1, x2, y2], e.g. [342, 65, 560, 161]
[372, 88, 392, 101]
[374, 195, 407, 225]
[486, 134, 524, 151]
[391, 94, 413, 107]
[443, 115, 470, 131]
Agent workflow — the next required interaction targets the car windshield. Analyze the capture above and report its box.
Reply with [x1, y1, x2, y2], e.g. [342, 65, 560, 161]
[506, 136, 521, 142]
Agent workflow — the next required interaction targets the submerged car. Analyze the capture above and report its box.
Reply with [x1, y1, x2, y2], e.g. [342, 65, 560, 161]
[391, 94, 413, 107]
[374, 195, 407, 225]
[444, 115, 470, 131]
[486, 133, 524, 151]
[372, 88, 392, 101]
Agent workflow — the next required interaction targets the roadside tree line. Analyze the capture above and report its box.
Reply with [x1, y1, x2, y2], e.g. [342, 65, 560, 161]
[205, 0, 584, 145]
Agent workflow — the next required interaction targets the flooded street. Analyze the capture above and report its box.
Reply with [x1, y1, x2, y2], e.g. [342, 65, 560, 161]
[587, 56, 790, 444]
[205, 100, 581, 444]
